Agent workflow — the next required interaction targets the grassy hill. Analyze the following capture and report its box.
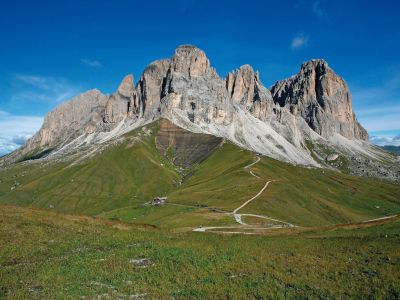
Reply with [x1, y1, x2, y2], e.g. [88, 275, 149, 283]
[0, 122, 179, 215]
[166, 143, 400, 227]
[1, 205, 399, 299]
[0, 120, 399, 230]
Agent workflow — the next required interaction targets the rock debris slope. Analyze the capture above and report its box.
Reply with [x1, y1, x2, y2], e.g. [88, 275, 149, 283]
[3, 45, 398, 180]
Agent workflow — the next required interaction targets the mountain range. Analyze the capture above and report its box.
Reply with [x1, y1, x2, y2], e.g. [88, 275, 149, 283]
[2, 45, 398, 180]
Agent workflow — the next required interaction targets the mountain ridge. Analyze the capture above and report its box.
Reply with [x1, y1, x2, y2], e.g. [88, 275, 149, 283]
[2, 45, 399, 180]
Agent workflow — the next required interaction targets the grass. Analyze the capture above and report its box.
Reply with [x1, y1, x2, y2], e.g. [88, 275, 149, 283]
[247, 156, 400, 226]
[166, 142, 400, 228]
[167, 143, 263, 211]
[1, 121, 399, 298]
[0, 122, 180, 216]
[0, 121, 399, 230]
[0, 205, 399, 299]
[100, 204, 235, 230]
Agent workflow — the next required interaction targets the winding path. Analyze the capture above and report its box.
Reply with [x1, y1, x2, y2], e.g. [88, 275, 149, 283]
[193, 156, 295, 234]
[361, 215, 398, 223]
[232, 181, 271, 225]
[243, 156, 260, 169]
[192, 156, 398, 234]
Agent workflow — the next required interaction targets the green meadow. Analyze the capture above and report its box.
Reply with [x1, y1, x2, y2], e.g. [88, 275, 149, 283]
[1, 121, 400, 298]
[0, 205, 399, 299]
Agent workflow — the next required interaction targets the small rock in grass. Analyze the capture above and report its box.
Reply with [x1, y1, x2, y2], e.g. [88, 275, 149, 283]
[129, 258, 154, 268]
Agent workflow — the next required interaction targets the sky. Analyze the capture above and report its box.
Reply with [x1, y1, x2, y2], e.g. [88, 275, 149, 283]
[0, 0, 399, 155]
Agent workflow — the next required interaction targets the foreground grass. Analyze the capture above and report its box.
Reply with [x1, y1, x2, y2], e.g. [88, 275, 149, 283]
[1, 205, 399, 299]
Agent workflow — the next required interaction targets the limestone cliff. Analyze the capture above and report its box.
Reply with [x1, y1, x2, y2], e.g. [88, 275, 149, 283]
[270, 59, 368, 141]
[103, 75, 135, 124]
[19, 89, 108, 157]
[226, 64, 274, 120]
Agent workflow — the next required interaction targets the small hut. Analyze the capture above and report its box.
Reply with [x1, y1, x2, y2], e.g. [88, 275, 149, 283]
[152, 197, 167, 206]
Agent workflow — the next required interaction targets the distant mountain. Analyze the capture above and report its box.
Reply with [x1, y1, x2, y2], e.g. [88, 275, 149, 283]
[381, 145, 400, 155]
[2, 45, 399, 180]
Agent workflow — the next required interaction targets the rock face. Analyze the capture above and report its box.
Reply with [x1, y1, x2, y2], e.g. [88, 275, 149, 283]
[226, 64, 274, 120]
[271, 59, 368, 141]
[104, 75, 135, 124]
[135, 59, 171, 119]
[6, 44, 386, 177]
[22, 89, 108, 155]
[156, 118, 223, 167]
[159, 45, 233, 125]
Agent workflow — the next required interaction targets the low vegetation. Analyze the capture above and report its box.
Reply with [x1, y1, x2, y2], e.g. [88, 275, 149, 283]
[1, 205, 399, 299]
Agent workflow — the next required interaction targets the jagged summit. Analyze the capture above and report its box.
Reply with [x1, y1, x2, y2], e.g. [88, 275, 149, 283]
[271, 57, 368, 141]
[116, 74, 134, 98]
[226, 64, 273, 120]
[171, 44, 217, 78]
[175, 44, 198, 51]
[300, 58, 329, 71]
[3, 45, 397, 180]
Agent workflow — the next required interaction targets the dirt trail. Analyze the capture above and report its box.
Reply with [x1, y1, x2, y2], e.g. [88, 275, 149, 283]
[244, 156, 260, 169]
[193, 156, 295, 233]
[233, 181, 271, 225]
[361, 215, 398, 223]
[249, 171, 260, 178]
[192, 155, 397, 234]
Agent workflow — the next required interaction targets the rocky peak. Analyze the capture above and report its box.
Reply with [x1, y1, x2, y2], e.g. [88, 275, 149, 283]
[300, 59, 329, 73]
[226, 64, 258, 102]
[103, 75, 136, 124]
[22, 89, 108, 155]
[271, 59, 368, 140]
[135, 59, 171, 119]
[171, 45, 217, 78]
[158, 45, 233, 124]
[226, 64, 274, 120]
[116, 74, 134, 98]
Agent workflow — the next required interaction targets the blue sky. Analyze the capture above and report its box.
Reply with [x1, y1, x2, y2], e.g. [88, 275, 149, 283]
[0, 0, 399, 155]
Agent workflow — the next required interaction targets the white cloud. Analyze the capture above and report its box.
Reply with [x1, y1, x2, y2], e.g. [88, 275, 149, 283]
[290, 33, 309, 50]
[81, 59, 102, 68]
[14, 74, 54, 90]
[0, 137, 20, 156]
[370, 134, 400, 146]
[0, 112, 43, 156]
[11, 74, 82, 104]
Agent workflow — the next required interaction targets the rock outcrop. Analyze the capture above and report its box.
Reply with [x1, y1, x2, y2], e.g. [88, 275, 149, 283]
[159, 45, 233, 125]
[103, 75, 135, 124]
[135, 59, 171, 119]
[22, 89, 108, 156]
[270, 59, 368, 141]
[226, 64, 274, 120]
